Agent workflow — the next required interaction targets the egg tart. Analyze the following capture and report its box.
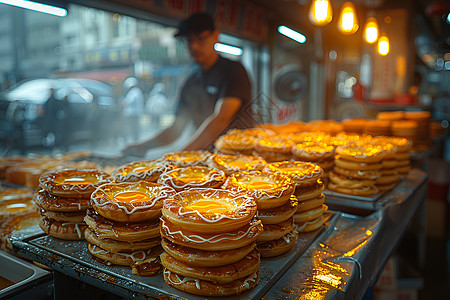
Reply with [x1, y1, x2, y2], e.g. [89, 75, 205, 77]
[160, 217, 263, 251]
[163, 268, 259, 297]
[161, 238, 255, 267]
[33, 189, 90, 212]
[214, 133, 256, 155]
[265, 161, 323, 187]
[158, 166, 226, 192]
[335, 144, 385, 163]
[163, 150, 212, 167]
[84, 208, 160, 242]
[113, 159, 175, 182]
[207, 154, 267, 175]
[256, 195, 298, 224]
[162, 188, 257, 233]
[91, 181, 175, 223]
[161, 250, 259, 285]
[291, 141, 335, 162]
[39, 169, 112, 198]
[256, 230, 298, 258]
[222, 171, 295, 210]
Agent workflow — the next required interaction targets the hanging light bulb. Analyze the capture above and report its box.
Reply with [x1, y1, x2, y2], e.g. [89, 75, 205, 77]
[377, 33, 389, 56]
[337, 2, 359, 35]
[308, 0, 333, 26]
[363, 17, 379, 43]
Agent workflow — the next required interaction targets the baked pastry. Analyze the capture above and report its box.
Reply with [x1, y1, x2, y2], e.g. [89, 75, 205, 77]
[163, 150, 212, 167]
[222, 171, 295, 209]
[256, 195, 298, 224]
[253, 135, 294, 162]
[90, 181, 176, 223]
[162, 188, 257, 234]
[363, 120, 391, 136]
[342, 118, 369, 134]
[214, 133, 256, 155]
[207, 154, 267, 176]
[39, 217, 87, 240]
[158, 166, 226, 191]
[113, 159, 175, 182]
[256, 230, 298, 257]
[39, 169, 112, 199]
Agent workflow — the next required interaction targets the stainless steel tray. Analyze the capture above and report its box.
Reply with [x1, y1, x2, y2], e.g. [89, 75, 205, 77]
[11, 213, 338, 300]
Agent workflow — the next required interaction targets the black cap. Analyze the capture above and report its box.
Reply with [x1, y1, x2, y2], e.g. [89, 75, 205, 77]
[174, 12, 215, 37]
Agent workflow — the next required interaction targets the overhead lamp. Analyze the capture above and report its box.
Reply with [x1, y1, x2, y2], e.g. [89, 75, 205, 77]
[363, 17, 379, 44]
[337, 1, 359, 35]
[0, 0, 67, 17]
[214, 43, 243, 56]
[308, 0, 333, 26]
[277, 25, 307, 44]
[377, 34, 389, 56]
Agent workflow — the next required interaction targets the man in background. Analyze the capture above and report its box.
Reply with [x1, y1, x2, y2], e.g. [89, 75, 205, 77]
[122, 12, 252, 157]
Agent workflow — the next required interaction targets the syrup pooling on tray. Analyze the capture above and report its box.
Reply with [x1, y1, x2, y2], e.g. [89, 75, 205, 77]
[166, 189, 256, 223]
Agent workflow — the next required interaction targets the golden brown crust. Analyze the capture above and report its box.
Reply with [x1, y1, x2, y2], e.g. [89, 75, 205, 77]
[294, 179, 325, 201]
[291, 142, 335, 161]
[163, 150, 212, 167]
[39, 169, 112, 198]
[334, 158, 382, 171]
[295, 215, 325, 232]
[328, 182, 379, 196]
[222, 171, 295, 210]
[112, 159, 175, 182]
[90, 181, 175, 223]
[161, 238, 255, 267]
[296, 194, 325, 213]
[160, 217, 263, 251]
[163, 268, 259, 296]
[33, 189, 90, 212]
[256, 217, 295, 242]
[256, 230, 298, 257]
[39, 217, 87, 240]
[40, 209, 86, 223]
[158, 166, 226, 192]
[265, 161, 323, 187]
[162, 188, 257, 233]
[332, 166, 380, 180]
[161, 250, 260, 284]
[335, 145, 385, 163]
[87, 242, 162, 268]
[84, 209, 160, 242]
[293, 205, 327, 224]
[214, 133, 256, 155]
[84, 228, 160, 253]
[329, 171, 376, 188]
[256, 195, 298, 224]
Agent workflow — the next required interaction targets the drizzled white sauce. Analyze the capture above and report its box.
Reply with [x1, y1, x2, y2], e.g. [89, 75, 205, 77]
[242, 271, 258, 289]
[162, 219, 262, 244]
[61, 222, 85, 238]
[166, 189, 255, 223]
[90, 245, 150, 261]
[159, 169, 225, 189]
[164, 269, 201, 290]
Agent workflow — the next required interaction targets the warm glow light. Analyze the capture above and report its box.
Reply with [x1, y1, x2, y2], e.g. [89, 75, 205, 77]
[366, 230, 373, 236]
[378, 34, 389, 56]
[308, 0, 333, 26]
[277, 25, 307, 44]
[214, 43, 243, 56]
[337, 2, 359, 34]
[0, 0, 67, 17]
[363, 17, 379, 44]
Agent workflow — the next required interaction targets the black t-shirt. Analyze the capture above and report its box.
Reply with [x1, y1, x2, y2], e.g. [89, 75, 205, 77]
[176, 56, 253, 133]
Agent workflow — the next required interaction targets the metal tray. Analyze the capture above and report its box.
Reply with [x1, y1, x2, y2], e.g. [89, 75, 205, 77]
[11, 213, 337, 300]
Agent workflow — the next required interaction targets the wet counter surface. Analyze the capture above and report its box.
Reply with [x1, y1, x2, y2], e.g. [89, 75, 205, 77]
[9, 169, 427, 299]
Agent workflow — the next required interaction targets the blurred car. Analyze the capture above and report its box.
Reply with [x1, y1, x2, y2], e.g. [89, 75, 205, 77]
[0, 78, 116, 149]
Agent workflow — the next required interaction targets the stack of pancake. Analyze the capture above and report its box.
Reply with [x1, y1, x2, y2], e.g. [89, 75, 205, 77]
[222, 171, 297, 257]
[329, 144, 385, 196]
[214, 132, 256, 155]
[370, 137, 401, 191]
[291, 141, 335, 183]
[160, 188, 263, 296]
[35, 168, 111, 240]
[363, 120, 391, 136]
[206, 154, 267, 176]
[387, 137, 413, 177]
[267, 161, 327, 233]
[87, 181, 175, 275]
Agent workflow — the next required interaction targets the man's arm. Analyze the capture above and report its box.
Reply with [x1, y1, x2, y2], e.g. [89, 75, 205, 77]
[121, 114, 188, 157]
[183, 97, 241, 150]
